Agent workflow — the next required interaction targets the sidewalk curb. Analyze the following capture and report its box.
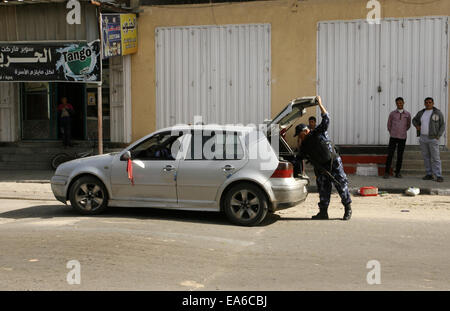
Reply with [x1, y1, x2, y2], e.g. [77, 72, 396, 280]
[0, 196, 55, 201]
[307, 186, 450, 195]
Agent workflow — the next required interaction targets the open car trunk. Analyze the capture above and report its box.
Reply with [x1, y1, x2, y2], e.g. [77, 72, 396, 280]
[266, 96, 319, 178]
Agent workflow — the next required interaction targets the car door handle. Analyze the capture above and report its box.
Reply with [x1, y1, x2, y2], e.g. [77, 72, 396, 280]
[163, 165, 176, 172]
[222, 165, 235, 172]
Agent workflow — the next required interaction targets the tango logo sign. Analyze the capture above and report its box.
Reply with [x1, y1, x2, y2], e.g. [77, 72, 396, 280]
[62, 46, 93, 63]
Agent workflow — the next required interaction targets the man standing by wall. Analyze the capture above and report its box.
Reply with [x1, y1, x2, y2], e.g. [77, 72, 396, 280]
[384, 97, 411, 179]
[412, 97, 446, 182]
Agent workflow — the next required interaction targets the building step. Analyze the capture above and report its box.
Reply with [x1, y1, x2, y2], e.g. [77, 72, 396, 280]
[305, 150, 450, 176]
[305, 167, 450, 177]
[0, 140, 124, 170]
[0, 141, 128, 149]
[336, 145, 447, 154]
[0, 162, 53, 170]
[340, 160, 450, 169]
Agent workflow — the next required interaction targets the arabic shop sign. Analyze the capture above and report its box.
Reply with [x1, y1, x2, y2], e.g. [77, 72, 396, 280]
[101, 13, 138, 58]
[0, 41, 101, 82]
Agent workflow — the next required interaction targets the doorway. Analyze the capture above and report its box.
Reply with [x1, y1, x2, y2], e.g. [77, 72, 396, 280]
[21, 82, 86, 141]
[56, 83, 86, 141]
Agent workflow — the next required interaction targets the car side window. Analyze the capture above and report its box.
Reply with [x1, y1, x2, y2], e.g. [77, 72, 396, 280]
[130, 131, 184, 161]
[186, 131, 244, 160]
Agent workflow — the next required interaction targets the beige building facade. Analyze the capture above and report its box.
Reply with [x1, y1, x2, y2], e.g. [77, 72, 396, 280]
[131, 0, 450, 146]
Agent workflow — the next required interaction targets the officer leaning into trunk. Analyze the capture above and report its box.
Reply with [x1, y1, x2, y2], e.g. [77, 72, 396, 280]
[294, 96, 352, 220]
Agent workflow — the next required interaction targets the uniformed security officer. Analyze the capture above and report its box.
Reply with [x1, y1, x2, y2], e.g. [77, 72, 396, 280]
[294, 96, 352, 220]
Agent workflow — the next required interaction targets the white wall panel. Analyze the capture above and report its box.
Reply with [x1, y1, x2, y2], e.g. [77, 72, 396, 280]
[318, 17, 448, 145]
[110, 55, 132, 143]
[155, 24, 271, 129]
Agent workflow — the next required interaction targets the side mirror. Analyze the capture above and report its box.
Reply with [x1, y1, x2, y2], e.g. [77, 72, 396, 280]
[120, 151, 131, 161]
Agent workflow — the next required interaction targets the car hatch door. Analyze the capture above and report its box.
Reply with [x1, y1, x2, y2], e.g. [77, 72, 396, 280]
[266, 96, 319, 134]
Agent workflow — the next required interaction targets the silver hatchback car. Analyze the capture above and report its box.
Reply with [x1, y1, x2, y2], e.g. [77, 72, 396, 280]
[51, 97, 317, 226]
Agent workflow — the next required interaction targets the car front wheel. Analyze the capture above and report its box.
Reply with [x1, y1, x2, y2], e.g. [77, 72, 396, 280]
[223, 182, 268, 226]
[69, 176, 108, 215]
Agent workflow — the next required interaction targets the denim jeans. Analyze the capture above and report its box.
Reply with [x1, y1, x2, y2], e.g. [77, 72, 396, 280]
[419, 135, 442, 177]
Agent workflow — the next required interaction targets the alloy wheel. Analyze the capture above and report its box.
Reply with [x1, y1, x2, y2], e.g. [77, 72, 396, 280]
[74, 183, 105, 212]
[230, 189, 260, 221]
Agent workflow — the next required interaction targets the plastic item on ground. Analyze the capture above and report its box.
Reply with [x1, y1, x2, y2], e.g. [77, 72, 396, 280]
[378, 191, 389, 197]
[405, 187, 420, 196]
[359, 186, 378, 196]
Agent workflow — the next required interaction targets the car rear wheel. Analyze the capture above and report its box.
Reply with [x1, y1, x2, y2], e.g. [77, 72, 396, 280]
[223, 183, 268, 226]
[69, 176, 108, 215]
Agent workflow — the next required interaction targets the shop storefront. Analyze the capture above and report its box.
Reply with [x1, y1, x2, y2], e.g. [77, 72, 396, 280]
[18, 62, 110, 141]
[0, 40, 107, 143]
[0, 1, 135, 145]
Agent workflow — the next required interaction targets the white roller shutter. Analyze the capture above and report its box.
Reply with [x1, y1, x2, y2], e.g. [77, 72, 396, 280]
[318, 17, 448, 145]
[155, 24, 271, 129]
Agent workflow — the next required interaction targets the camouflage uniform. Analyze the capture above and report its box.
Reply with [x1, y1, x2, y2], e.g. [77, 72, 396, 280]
[316, 156, 352, 210]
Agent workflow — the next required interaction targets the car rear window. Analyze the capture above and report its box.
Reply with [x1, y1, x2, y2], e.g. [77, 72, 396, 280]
[186, 131, 244, 160]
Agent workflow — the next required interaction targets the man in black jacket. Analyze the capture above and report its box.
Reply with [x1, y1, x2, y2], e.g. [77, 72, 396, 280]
[412, 97, 445, 182]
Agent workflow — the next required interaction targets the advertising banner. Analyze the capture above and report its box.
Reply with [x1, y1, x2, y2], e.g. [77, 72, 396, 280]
[0, 40, 101, 82]
[101, 13, 137, 58]
[101, 14, 122, 58]
[120, 14, 138, 56]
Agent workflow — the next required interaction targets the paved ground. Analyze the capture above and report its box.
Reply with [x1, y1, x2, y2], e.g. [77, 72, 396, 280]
[1, 194, 450, 290]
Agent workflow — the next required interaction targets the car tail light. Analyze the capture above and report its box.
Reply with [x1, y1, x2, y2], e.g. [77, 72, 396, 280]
[271, 161, 293, 178]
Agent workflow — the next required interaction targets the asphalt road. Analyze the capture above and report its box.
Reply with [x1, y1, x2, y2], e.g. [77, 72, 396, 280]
[1, 194, 450, 290]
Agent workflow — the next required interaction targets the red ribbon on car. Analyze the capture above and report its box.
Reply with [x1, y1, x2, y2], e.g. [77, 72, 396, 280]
[126, 158, 134, 185]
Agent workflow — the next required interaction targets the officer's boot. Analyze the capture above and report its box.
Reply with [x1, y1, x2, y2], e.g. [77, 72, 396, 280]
[343, 204, 352, 221]
[312, 207, 329, 220]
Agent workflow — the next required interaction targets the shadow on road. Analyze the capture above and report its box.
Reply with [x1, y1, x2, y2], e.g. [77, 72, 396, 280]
[0, 204, 287, 227]
[262, 214, 343, 223]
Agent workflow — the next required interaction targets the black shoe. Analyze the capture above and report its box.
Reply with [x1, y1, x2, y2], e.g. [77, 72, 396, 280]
[383, 173, 390, 179]
[422, 175, 433, 180]
[436, 176, 444, 182]
[395, 173, 402, 178]
[312, 210, 329, 220]
[343, 204, 352, 221]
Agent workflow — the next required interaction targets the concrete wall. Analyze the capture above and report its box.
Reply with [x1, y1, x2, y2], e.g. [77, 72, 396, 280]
[131, 0, 450, 145]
